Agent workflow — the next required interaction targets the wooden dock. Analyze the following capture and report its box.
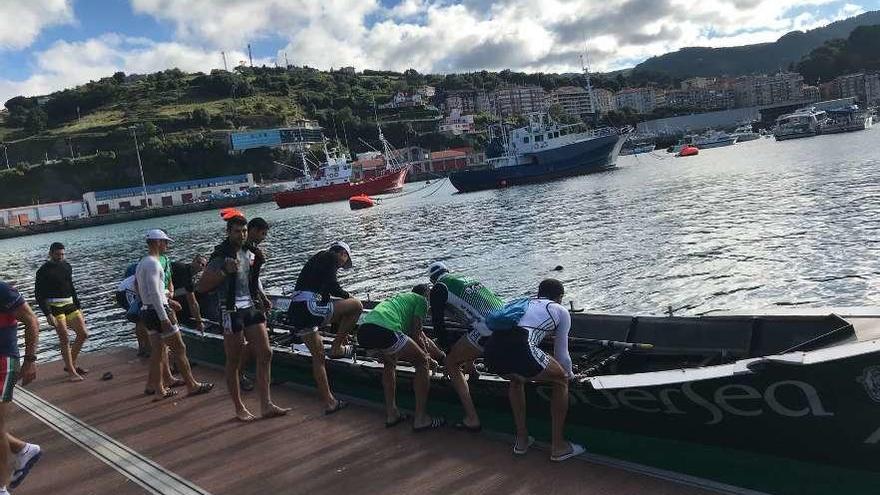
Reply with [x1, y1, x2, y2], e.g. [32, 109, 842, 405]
[8, 348, 727, 495]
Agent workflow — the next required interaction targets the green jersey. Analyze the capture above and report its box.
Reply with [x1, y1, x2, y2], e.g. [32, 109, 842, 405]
[436, 273, 503, 324]
[159, 255, 172, 290]
[362, 292, 428, 334]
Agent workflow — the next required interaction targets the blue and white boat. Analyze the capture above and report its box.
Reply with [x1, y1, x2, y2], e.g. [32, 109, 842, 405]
[449, 113, 629, 193]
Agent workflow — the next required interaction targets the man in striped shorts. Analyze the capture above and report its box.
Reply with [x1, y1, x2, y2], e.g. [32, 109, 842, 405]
[0, 281, 42, 493]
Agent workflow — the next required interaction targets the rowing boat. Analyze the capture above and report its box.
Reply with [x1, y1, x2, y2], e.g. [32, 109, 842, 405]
[180, 295, 880, 486]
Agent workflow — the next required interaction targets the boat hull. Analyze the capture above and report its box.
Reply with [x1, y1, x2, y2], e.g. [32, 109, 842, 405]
[449, 133, 626, 193]
[693, 137, 737, 149]
[274, 168, 408, 208]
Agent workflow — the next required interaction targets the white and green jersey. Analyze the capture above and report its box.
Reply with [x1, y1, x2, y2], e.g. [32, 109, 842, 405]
[434, 273, 503, 335]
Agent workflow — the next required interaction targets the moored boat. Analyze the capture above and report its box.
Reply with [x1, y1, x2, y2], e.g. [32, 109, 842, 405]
[448, 113, 629, 193]
[773, 107, 829, 141]
[181, 295, 880, 473]
[820, 104, 873, 134]
[692, 130, 738, 149]
[677, 145, 699, 157]
[274, 129, 408, 208]
[731, 123, 761, 142]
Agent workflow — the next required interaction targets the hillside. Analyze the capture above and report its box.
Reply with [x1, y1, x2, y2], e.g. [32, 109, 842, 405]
[633, 10, 880, 78]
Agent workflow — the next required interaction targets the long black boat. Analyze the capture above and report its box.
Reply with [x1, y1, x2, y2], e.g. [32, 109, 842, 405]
[180, 297, 880, 493]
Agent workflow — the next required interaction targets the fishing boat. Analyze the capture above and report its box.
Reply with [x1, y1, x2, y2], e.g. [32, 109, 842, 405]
[820, 104, 873, 134]
[180, 295, 880, 473]
[773, 107, 829, 141]
[730, 123, 761, 142]
[448, 113, 629, 193]
[619, 136, 656, 156]
[274, 129, 408, 208]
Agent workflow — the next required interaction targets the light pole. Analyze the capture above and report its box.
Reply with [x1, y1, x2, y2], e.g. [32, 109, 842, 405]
[129, 126, 148, 207]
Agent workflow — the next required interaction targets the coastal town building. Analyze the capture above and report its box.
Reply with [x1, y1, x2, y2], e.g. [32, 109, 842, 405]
[228, 121, 323, 152]
[734, 72, 804, 107]
[866, 72, 880, 106]
[82, 174, 255, 215]
[379, 91, 425, 110]
[546, 86, 595, 119]
[492, 85, 547, 116]
[442, 90, 490, 114]
[438, 109, 477, 135]
[592, 88, 615, 114]
[803, 85, 821, 102]
[662, 88, 735, 110]
[613, 88, 657, 114]
[0, 200, 85, 227]
[680, 77, 716, 90]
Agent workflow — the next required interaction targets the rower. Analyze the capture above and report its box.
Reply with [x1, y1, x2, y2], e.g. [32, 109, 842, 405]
[483, 278, 585, 461]
[427, 261, 504, 431]
[171, 254, 207, 331]
[136, 229, 214, 401]
[34, 242, 89, 382]
[286, 241, 362, 415]
[196, 216, 289, 421]
[357, 285, 445, 431]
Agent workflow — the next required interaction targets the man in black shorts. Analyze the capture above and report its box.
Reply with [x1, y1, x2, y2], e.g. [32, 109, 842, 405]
[287, 241, 362, 414]
[171, 254, 207, 331]
[197, 216, 289, 422]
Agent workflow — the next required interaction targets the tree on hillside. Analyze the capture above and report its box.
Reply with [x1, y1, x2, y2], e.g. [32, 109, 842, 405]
[797, 24, 880, 83]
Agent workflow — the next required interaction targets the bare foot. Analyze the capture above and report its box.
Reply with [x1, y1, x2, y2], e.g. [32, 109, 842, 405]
[262, 403, 291, 419]
[236, 409, 257, 422]
[68, 374, 85, 382]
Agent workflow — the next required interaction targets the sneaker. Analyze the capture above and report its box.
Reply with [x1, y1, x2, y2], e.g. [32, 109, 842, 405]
[10, 443, 41, 489]
[0, 485, 9, 495]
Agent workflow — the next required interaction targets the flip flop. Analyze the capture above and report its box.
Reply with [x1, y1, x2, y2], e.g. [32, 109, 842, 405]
[454, 422, 482, 433]
[101, 372, 113, 381]
[187, 382, 214, 397]
[513, 436, 535, 456]
[413, 416, 446, 432]
[550, 442, 586, 462]
[385, 413, 411, 428]
[324, 399, 348, 416]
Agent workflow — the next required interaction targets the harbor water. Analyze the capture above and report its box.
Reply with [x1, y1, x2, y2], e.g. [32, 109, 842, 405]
[1, 128, 879, 359]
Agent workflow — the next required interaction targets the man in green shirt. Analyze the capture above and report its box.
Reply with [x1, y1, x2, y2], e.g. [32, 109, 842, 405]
[358, 285, 445, 431]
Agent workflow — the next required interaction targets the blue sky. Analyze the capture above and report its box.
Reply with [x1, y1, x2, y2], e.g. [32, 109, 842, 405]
[0, 0, 878, 104]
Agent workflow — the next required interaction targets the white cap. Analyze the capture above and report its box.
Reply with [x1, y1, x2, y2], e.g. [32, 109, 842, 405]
[329, 241, 352, 269]
[428, 261, 448, 281]
[145, 229, 172, 242]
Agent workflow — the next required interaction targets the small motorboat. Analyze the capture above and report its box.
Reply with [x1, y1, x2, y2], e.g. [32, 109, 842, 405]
[677, 145, 699, 157]
[348, 194, 375, 210]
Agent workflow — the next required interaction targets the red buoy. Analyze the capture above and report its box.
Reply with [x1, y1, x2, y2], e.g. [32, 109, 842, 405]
[349, 194, 375, 210]
[677, 145, 699, 157]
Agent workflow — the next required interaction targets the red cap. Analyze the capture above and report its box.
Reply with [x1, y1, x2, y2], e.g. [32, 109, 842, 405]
[220, 208, 245, 221]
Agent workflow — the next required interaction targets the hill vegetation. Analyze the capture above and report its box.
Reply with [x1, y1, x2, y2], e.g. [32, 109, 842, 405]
[796, 24, 880, 83]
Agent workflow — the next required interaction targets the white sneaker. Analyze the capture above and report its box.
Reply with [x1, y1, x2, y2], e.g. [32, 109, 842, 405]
[0, 485, 9, 494]
[10, 443, 41, 489]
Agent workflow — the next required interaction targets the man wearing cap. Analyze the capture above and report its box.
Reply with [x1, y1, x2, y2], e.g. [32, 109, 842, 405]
[197, 216, 289, 421]
[428, 261, 504, 431]
[287, 241, 362, 414]
[137, 229, 213, 400]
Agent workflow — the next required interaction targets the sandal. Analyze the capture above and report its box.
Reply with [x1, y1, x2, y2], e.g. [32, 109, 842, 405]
[413, 416, 446, 432]
[324, 399, 348, 416]
[188, 382, 214, 397]
[550, 442, 586, 462]
[385, 413, 411, 428]
[153, 389, 178, 401]
[513, 436, 535, 456]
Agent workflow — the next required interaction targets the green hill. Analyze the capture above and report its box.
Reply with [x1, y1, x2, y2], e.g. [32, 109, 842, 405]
[633, 10, 880, 78]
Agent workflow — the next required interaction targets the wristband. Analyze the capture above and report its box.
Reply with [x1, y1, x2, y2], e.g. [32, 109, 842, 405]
[23, 354, 37, 362]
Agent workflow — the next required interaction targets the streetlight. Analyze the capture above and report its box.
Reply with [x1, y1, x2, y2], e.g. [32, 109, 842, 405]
[129, 125, 148, 207]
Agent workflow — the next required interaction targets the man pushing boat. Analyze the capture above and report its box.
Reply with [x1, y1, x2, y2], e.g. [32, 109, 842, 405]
[483, 278, 585, 461]
[427, 261, 504, 431]
[287, 241, 362, 414]
[357, 284, 445, 430]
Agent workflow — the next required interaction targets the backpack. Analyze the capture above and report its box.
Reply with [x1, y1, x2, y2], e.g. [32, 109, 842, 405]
[485, 298, 531, 332]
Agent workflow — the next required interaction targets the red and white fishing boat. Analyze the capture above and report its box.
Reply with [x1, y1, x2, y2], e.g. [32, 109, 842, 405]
[274, 129, 408, 208]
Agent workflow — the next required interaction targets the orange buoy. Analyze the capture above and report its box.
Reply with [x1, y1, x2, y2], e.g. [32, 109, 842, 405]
[349, 194, 375, 210]
[677, 145, 699, 157]
[220, 207, 245, 220]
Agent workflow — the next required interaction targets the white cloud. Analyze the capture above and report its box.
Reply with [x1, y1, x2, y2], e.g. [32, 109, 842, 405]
[0, 0, 75, 50]
[0, 34, 262, 104]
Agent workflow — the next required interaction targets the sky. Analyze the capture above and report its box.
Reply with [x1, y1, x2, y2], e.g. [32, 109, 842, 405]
[0, 0, 878, 104]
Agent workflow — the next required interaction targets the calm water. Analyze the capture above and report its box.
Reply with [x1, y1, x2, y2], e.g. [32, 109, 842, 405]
[3, 128, 880, 358]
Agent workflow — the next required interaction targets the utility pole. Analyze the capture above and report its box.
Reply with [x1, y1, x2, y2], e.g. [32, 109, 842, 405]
[247, 43, 253, 67]
[221, 51, 228, 71]
[129, 126, 148, 207]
